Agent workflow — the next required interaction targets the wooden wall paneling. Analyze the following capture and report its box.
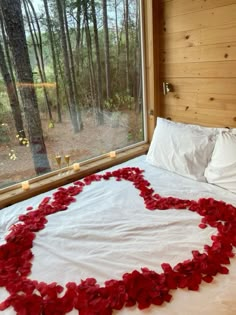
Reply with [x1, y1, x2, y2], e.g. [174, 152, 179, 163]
[196, 108, 236, 120]
[198, 23, 236, 46]
[143, 0, 160, 141]
[161, 42, 236, 64]
[162, 109, 236, 127]
[161, 92, 236, 111]
[196, 94, 236, 110]
[159, 0, 236, 128]
[161, 29, 202, 49]
[160, 92, 198, 108]
[162, 23, 236, 49]
[163, 103, 236, 120]
[162, 101, 236, 126]
[160, 77, 236, 127]
[161, 0, 236, 18]
[163, 4, 236, 33]
[161, 78, 236, 95]
[162, 61, 236, 78]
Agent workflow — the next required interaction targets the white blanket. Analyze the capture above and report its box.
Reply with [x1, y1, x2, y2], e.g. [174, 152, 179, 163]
[1, 155, 236, 315]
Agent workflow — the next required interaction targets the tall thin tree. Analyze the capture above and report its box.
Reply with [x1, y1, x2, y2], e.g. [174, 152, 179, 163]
[0, 0, 51, 174]
[75, 0, 82, 76]
[43, 0, 62, 123]
[82, 0, 97, 114]
[102, 0, 111, 99]
[135, 0, 142, 112]
[63, 0, 83, 128]
[114, 0, 121, 74]
[0, 39, 26, 142]
[124, 0, 130, 94]
[0, 11, 19, 104]
[91, 0, 104, 124]
[23, 0, 53, 121]
[56, 0, 81, 132]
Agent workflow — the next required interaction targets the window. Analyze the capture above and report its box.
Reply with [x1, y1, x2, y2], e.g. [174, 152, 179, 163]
[0, 0, 145, 190]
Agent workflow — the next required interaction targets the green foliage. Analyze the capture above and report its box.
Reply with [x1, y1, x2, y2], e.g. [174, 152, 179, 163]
[127, 131, 133, 141]
[0, 123, 10, 143]
[127, 126, 143, 143]
[0, 82, 10, 114]
[104, 93, 135, 111]
[0, 89, 11, 143]
[21, 0, 142, 116]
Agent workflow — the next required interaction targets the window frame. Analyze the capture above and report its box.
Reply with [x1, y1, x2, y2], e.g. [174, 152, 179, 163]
[0, 0, 159, 209]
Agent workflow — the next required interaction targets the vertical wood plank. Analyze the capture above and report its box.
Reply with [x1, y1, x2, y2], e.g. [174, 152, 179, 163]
[143, 0, 160, 141]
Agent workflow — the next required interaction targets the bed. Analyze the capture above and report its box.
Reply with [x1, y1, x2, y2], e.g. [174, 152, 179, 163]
[0, 118, 236, 315]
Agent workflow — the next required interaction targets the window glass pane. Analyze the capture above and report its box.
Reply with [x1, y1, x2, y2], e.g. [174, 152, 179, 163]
[0, 0, 145, 189]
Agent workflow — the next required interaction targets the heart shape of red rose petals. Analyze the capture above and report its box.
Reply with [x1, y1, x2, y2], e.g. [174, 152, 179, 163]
[0, 167, 236, 315]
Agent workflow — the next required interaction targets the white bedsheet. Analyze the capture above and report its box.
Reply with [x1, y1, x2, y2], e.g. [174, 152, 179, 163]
[1, 155, 236, 315]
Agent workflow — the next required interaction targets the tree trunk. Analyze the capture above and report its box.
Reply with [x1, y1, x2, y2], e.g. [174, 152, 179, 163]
[0, 11, 19, 105]
[63, 0, 83, 129]
[54, 35, 72, 119]
[0, 0, 51, 174]
[27, 0, 55, 121]
[0, 39, 26, 142]
[83, 0, 97, 114]
[43, 0, 62, 123]
[124, 0, 130, 94]
[23, 0, 53, 121]
[56, 0, 80, 133]
[114, 0, 120, 74]
[135, 0, 142, 113]
[91, 0, 104, 124]
[75, 0, 82, 76]
[102, 0, 111, 99]
[80, 20, 85, 71]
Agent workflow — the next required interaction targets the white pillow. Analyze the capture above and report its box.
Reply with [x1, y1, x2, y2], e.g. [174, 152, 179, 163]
[146, 118, 218, 181]
[205, 131, 236, 194]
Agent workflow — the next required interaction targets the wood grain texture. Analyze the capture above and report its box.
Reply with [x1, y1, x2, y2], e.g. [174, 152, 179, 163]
[161, 93, 236, 111]
[160, 0, 236, 128]
[161, 23, 236, 49]
[162, 108, 236, 127]
[162, 61, 236, 78]
[161, 0, 236, 18]
[161, 42, 236, 63]
[161, 77, 236, 94]
[162, 4, 236, 33]
[143, 0, 161, 141]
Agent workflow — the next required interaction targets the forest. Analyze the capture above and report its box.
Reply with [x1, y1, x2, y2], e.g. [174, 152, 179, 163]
[0, 0, 143, 189]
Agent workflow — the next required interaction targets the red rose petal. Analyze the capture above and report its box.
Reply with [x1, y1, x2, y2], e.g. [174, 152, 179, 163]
[0, 167, 236, 314]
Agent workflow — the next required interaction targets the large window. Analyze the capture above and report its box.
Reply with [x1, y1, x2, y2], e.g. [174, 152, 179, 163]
[0, 0, 145, 189]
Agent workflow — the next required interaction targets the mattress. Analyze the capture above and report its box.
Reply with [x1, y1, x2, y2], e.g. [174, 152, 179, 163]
[0, 155, 236, 315]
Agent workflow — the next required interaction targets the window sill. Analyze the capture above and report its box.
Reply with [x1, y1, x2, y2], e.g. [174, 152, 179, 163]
[0, 144, 149, 209]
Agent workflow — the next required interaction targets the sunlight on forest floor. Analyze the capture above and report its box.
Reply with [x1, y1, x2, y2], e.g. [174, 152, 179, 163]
[0, 109, 143, 188]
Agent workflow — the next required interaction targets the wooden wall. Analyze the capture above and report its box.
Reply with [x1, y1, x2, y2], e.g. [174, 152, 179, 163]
[143, 0, 161, 141]
[159, 0, 236, 127]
